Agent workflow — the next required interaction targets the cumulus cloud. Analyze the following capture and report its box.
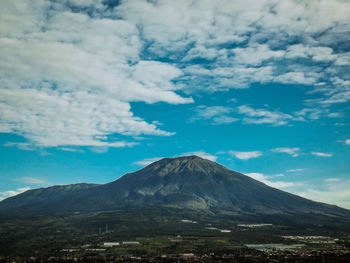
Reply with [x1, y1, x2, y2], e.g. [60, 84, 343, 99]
[311, 152, 333, 157]
[275, 72, 318, 85]
[0, 187, 31, 201]
[272, 147, 300, 157]
[1, 0, 350, 148]
[0, 0, 193, 148]
[228, 150, 262, 160]
[286, 45, 336, 62]
[231, 44, 284, 66]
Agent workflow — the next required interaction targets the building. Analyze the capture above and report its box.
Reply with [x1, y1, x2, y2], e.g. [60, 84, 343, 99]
[102, 242, 120, 247]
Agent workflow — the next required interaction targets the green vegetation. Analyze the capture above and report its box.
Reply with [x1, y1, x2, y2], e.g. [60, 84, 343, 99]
[1, 207, 350, 262]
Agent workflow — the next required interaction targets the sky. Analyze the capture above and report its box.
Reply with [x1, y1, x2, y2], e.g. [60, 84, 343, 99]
[0, 0, 350, 208]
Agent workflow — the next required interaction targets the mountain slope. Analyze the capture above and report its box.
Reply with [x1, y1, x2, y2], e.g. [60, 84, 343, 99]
[0, 156, 349, 219]
[0, 183, 99, 211]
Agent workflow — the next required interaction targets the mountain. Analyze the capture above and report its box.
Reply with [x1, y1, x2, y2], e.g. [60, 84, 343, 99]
[1, 156, 349, 220]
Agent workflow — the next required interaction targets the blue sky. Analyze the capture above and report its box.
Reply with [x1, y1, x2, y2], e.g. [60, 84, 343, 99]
[0, 0, 350, 208]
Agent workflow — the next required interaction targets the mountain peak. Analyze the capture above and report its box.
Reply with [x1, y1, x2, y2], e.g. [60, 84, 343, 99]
[140, 155, 225, 176]
[157, 155, 207, 163]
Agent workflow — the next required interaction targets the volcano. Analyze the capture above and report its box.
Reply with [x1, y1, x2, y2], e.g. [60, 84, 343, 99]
[1, 155, 349, 221]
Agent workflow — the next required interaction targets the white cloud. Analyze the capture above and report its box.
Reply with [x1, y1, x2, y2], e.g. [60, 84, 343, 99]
[208, 66, 275, 89]
[232, 44, 284, 66]
[4, 141, 51, 155]
[134, 157, 164, 166]
[212, 116, 238, 124]
[294, 107, 330, 120]
[59, 147, 85, 153]
[0, 0, 193, 148]
[245, 172, 298, 189]
[4, 142, 37, 151]
[324, 178, 340, 183]
[298, 180, 350, 209]
[0, 187, 31, 201]
[286, 168, 305, 173]
[19, 177, 48, 185]
[229, 150, 262, 160]
[311, 152, 333, 157]
[346, 139, 350, 145]
[244, 172, 267, 181]
[318, 78, 350, 104]
[193, 106, 238, 124]
[182, 151, 218, 162]
[275, 72, 318, 85]
[286, 45, 336, 62]
[1, 0, 349, 148]
[183, 45, 221, 61]
[272, 147, 300, 157]
[237, 105, 296, 126]
[321, 91, 350, 104]
[196, 106, 232, 118]
[246, 173, 350, 209]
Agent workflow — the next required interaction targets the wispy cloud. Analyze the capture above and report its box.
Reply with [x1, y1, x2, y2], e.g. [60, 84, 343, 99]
[245, 172, 299, 189]
[228, 150, 262, 160]
[324, 178, 340, 183]
[59, 147, 85, 153]
[311, 152, 333, 157]
[237, 105, 297, 126]
[4, 142, 51, 155]
[4, 142, 36, 151]
[294, 107, 333, 120]
[192, 106, 238, 125]
[298, 179, 350, 209]
[246, 173, 350, 209]
[272, 147, 300, 157]
[0, 187, 31, 201]
[286, 168, 305, 173]
[134, 157, 164, 166]
[182, 151, 218, 162]
[19, 177, 48, 185]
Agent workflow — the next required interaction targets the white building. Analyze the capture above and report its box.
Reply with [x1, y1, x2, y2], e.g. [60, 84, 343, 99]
[102, 242, 120, 247]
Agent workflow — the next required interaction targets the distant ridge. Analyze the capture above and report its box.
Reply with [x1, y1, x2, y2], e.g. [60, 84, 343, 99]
[1, 156, 349, 221]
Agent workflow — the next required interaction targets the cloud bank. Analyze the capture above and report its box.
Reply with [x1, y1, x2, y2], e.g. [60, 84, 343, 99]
[1, 0, 349, 148]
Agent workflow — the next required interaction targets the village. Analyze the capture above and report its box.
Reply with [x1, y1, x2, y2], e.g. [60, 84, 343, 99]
[1, 231, 350, 263]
